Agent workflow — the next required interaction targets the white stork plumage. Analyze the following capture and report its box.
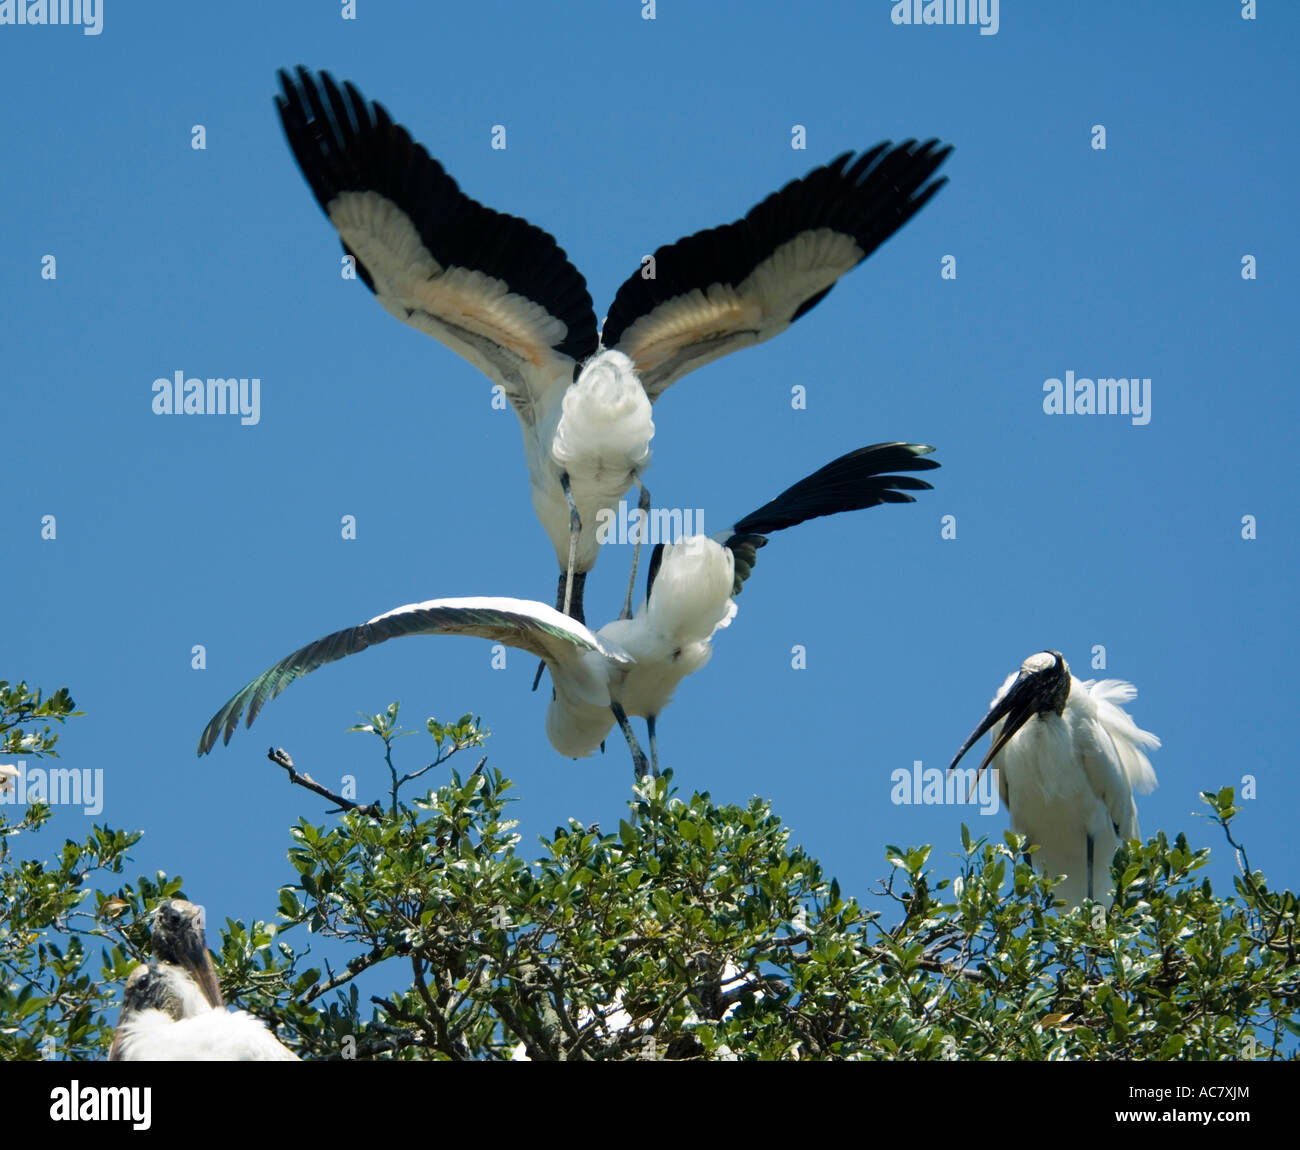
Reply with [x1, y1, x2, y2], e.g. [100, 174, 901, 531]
[108, 963, 300, 1062]
[109, 898, 299, 1061]
[567, 442, 940, 774]
[197, 594, 643, 762]
[511, 959, 765, 1060]
[197, 442, 937, 778]
[947, 651, 1160, 908]
[275, 67, 950, 624]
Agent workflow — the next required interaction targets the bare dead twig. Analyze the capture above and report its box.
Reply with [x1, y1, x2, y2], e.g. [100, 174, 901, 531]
[267, 747, 382, 817]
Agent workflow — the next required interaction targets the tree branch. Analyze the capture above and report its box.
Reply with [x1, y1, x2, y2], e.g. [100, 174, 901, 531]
[304, 945, 388, 1004]
[267, 747, 382, 817]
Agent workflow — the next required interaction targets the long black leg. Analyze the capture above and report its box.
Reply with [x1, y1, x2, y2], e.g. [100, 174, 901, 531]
[1085, 834, 1095, 902]
[620, 480, 651, 620]
[532, 569, 586, 691]
[610, 701, 650, 780]
[561, 472, 580, 617]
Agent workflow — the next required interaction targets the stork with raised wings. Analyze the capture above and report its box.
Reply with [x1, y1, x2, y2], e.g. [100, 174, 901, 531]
[947, 651, 1160, 908]
[275, 67, 949, 625]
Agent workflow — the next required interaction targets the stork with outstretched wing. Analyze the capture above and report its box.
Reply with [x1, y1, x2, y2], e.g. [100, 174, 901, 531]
[276, 67, 949, 628]
[199, 442, 937, 778]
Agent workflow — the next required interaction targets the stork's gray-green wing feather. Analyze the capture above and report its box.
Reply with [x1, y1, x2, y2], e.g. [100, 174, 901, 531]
[197, 597, 627, 755]
[197, 621, 386, 755]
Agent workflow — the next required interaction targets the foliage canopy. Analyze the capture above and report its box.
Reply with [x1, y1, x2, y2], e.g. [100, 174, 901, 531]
[2, 684, 1296, 1061]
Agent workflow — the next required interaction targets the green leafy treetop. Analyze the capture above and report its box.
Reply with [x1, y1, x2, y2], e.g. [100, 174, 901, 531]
[2, 684, 1296, 1060]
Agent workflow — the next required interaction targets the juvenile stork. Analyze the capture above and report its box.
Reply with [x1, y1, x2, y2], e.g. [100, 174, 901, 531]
[108, 963, 300, 1061]
[150, 897, 224, 1011]
[947, 651, 1160, 908]
[109, 898, 298, 1061]
[275, 67, 950, 624]
[198, 442, 937, 778]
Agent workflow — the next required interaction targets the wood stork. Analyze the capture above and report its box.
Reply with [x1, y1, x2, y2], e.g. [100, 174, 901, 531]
[511, 959, 763, 1060]
[197, 442, 936, 778]
[579, 441, 940, 774]
[275, 67, 950, 624]
[108, 962, 300, 1061]
[947, 651, 1160, 908]
[197, 595, 643, 762]
[109, 898, 299, 1061]
[150, 897, 224, 1011]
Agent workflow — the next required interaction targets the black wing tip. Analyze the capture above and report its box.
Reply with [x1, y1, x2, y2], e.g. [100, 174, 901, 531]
[808, 137, 952, 193]
[275, 65, 328, 117]
[273, 65, 599, 364]
[845, 136, 950, 163]
[274, 65, 299, 97]
[833, 441, 941, 471]
[728, 440, 941, 537]
[278, 64, 337, 99]
[602, 140, 952, 354]
[865, 440, 937, 457]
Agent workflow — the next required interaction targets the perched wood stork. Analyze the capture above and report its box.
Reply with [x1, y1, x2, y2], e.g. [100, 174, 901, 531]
[108, 963, 300, 1061]
[109, 898, 299, 1061]
[275, 67, 950, 624]
[150, 897, 224, 1011]
[511, 959, 764, 1060]
[197, 442, 936, 778]
[947, 651, 1160, 908]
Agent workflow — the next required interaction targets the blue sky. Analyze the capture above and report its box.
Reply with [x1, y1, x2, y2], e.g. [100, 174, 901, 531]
[5, 0, 1296, 979]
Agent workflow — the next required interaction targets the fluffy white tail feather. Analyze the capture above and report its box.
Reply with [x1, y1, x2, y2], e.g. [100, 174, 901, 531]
[646, 537, 737, 644]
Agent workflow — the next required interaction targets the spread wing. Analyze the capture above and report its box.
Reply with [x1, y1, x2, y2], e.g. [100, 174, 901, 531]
[276, 67, 599, 423]
[198, 597, 631, 755]
[719, 442, 939, 594]
[602, 143, 950, 397]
